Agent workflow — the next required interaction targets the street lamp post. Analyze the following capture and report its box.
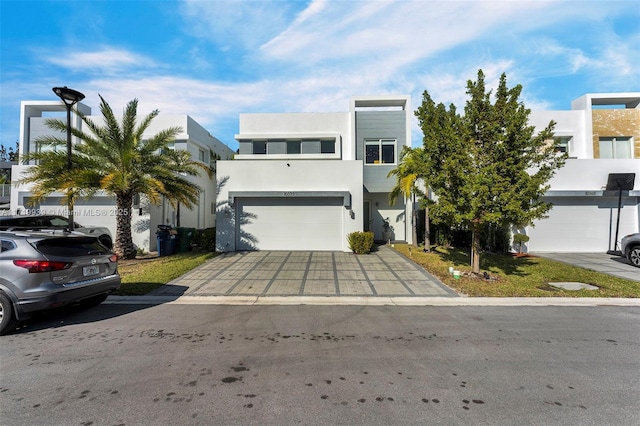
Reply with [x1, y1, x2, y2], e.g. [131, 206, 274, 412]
[52, 86, 85, 232]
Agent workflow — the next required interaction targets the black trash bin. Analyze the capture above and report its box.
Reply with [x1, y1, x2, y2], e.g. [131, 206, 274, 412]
[176, 227, 196, 253]
[156, 225, 176, 257]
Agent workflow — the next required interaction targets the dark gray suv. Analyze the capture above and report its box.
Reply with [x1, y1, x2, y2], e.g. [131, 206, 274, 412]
[0, 231, 121, 335]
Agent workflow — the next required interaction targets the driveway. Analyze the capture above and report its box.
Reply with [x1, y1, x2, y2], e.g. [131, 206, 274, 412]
[534, 252, 640, 282]
[151, 246, 458, 298]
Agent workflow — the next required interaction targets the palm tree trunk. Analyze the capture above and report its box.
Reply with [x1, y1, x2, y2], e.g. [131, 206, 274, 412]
[114, 192, 136, 259]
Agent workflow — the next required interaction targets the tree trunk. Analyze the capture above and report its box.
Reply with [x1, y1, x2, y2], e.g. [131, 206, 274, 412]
[471, 224, 481, 274]
[412, 208, 418, 247]
[423, 205, 430, 252]
[114, 192, 136, 259]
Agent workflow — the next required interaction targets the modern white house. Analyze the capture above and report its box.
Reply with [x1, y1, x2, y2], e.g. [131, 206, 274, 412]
[217, 92, 639, 254]
[216, 95, 414, 252]
[526, 93, 640, 253]
[10, 100, 234, 252]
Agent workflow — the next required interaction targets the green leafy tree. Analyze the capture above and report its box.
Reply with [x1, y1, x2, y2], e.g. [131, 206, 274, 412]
[416, 70, 566, 273]
[20, 96, 212, 259]
[387, 146, 430, 249]
[0, 141, 19, 184]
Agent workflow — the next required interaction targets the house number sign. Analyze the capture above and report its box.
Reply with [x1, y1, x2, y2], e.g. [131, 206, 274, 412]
[283, 192, 295, 196]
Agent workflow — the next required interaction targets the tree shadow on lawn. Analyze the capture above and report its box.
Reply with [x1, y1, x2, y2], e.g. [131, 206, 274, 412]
[436, 248, 537, 277]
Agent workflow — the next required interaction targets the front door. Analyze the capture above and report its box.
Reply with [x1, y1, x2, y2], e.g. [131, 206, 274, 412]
[363, 201, 371, 232]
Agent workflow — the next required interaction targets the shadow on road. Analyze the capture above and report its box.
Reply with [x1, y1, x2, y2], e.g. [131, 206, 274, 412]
[9, 300, 164, 336]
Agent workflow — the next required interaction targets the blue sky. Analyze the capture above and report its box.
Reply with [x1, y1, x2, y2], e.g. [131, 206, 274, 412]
[1, 0, 639, 151]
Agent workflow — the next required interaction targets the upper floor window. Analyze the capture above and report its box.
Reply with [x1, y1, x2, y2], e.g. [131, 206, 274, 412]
[365, 139, 396, 164]
[554, 136, 572, 154]
[253, 141, 267, 154]
[198, 148, 205, 162]
[599, 137, 633, 159]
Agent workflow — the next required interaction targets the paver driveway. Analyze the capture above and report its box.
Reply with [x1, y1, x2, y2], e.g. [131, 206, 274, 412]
[155, 246, 457, 297]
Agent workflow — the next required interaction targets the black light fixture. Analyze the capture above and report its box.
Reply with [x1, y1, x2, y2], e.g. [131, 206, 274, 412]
[52, 86, 85, 231]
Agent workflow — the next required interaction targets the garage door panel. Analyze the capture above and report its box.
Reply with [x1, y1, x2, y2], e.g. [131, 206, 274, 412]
[236, 197, 343, 251]
[530, 197, 638, 252]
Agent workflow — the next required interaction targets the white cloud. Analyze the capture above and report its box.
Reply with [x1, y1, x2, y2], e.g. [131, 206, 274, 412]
[43, 48, 156, 74]
[179, 0, 303, 50]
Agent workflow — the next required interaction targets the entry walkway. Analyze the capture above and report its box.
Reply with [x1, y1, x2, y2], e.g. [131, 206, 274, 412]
[150, 246, 457, 298]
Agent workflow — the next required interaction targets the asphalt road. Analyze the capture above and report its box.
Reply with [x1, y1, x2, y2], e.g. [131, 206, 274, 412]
[1, 303, 639, 425]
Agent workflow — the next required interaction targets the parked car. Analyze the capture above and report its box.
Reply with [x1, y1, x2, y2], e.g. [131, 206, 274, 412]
[0, 215, 112, 248]
[0, 230, 121, 335]
[621, 232, 640, 268]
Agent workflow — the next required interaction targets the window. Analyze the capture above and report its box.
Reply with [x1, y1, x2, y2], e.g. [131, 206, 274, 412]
[253, 141, 267, 155]
[599, 137, 632, 159]
[198, 148, 205, 162]
[1, 240, 15, 253]
[287, 140, 301, 154]
[321, 139, 335, 154]
[365, 139, 396, 164]
[554, 137, 572, 153]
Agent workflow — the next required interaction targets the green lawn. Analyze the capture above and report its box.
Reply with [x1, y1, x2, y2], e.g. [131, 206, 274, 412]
[392, 244, 639, 297]
[115, 251, 216, 295]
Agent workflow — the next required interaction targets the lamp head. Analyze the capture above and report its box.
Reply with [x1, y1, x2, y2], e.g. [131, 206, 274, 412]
[52, 86, 85, 106]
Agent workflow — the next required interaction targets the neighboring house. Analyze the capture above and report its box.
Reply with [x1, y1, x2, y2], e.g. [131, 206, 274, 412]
[1, 160, 17, 209]
[10, 100, 234, 252]
[526, 93, 640, 253]
[216, 95, 413, 252]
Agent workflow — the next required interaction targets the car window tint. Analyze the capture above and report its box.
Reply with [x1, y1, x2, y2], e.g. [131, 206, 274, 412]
[1, 239, 16, 252]
[34, 237, 109, 257]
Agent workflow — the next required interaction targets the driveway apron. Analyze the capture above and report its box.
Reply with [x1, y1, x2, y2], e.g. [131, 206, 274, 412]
[155, 246, 457, 298]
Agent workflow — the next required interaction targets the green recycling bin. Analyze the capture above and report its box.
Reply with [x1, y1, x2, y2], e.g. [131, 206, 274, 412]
[176, 227, 196, 253]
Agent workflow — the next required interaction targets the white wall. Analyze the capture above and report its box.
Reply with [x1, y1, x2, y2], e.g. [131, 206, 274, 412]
[216, 159, 363, 252]
[238, 112, 353, 159]
[529, 110, 588, 158]
[545, 159, 639, 191]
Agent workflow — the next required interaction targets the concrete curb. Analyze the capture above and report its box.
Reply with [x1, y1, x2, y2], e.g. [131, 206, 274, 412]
[106, 295, 640, 307]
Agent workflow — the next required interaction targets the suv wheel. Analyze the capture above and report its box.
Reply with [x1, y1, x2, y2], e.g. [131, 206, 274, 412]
[0, 292, 19, 336]
[629, 247, 640, 267]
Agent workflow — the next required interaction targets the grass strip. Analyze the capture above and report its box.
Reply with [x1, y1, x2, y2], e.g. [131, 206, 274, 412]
[115, 251, 216, 295]
[392, 244, 639, 297]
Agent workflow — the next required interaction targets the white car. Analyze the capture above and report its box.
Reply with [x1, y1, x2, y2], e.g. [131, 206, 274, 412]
[0, 215, 113, 249]
[621, 233, 640, 268]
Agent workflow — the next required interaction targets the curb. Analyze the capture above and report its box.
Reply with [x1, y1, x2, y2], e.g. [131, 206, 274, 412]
[106, 295, 640, 307]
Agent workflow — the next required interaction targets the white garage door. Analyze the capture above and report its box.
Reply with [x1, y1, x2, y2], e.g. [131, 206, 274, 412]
[529, 196, 638, 252]
[236, 197, 343, 251]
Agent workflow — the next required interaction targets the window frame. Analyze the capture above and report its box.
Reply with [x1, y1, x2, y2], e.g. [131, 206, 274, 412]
[599, 136, 633, 159]
[365, 138, 397, 165]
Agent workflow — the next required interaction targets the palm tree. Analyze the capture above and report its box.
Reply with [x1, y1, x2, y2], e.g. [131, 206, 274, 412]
[20, 95, 212, 259]
[387, 146, 430, 250]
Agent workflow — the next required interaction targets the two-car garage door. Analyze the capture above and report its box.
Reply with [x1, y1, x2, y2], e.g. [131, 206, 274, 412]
[529, 196, 638, 252]
[235, 197, 343, 251]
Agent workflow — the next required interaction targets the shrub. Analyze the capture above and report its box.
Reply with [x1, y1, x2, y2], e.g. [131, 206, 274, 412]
[347, 231, 374, 254]
[194, 227, 216, 251]
[513, 233, 530, 253]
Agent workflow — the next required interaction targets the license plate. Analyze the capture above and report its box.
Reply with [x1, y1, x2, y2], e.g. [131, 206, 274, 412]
[83, 265, 100, 276]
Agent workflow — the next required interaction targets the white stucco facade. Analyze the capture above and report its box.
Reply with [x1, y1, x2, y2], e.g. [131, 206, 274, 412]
[9, 101, 233, 252]
[216, 95, 413, 252]
[526, 93, 640, 253]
